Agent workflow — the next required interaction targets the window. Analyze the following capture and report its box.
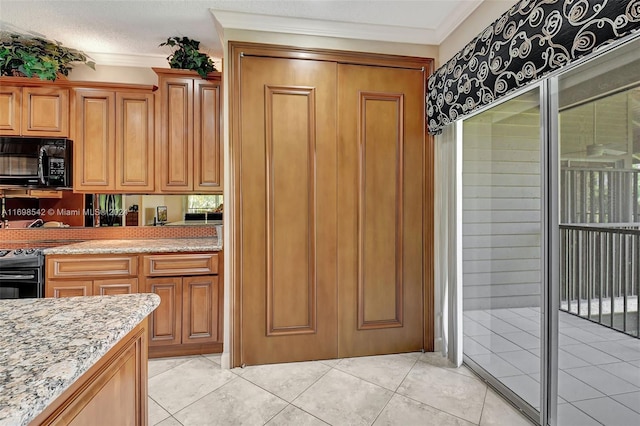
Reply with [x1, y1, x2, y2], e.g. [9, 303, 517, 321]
[186, 195, 223, 213]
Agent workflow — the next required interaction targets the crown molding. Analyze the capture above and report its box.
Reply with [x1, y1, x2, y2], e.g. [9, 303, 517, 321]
[85, 52, 170, 68]
[434, 0, 484, 43]
[211, 9, 439, 45]
[86, 51, 224, 70]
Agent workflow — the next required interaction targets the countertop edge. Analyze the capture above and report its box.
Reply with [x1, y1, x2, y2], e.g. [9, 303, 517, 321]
[0, 294, 160, 426]
[42, 238, 222, 255]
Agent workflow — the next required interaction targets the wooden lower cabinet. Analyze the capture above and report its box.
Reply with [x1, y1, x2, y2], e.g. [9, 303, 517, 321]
[94, 278, 139, 296]
[45, 251, 223, 358]
[31, 320, 148, 426]
[143, 263, 222, 357]
[143, 252, 223, 357]
[48, 281, 93, 298]
[47, 278, 138, 298]
[145, 277, 182, 346]
[182, 275, 220, 344]
[46, 254, 138, 298]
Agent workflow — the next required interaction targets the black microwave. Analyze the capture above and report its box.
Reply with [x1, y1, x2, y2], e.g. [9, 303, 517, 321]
[0, 137, 72, 189]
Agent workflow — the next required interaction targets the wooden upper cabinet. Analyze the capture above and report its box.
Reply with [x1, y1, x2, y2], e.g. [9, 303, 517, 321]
[155, 68, 222, 193]
[116, 92, 154, 191]
[75, 89, 115, 191]
[0, 85, 69, 137]
[74, 88, 155, 193]
[194, 80, 222, 192]
[22, 87, 70, 136]
[0, 86, 21, 135]
[158, 75, 194, 191]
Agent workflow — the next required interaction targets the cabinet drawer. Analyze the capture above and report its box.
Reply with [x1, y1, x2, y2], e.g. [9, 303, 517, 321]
[46, 281, 92, 298]
[94, 278, 139, 296]
[143, 253, 218, 276]
[47, 255, 138, 279]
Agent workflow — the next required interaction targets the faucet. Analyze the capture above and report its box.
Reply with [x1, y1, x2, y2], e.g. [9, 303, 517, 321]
[1, 193, 7, 229]
[28, 218, 44, 228]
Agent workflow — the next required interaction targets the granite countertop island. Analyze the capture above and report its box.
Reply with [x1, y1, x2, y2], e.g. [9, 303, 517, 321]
[0, 294, 160, 426]
[42, 236, 222, 255]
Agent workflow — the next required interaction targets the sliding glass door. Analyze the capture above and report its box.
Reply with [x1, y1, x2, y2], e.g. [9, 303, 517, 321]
[458, 35, 640, 426]
[461, 88, 544, 421]
[555, 37, 640, 426]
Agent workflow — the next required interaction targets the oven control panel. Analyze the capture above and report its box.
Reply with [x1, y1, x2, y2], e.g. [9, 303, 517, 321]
[0, 248, 41, 258]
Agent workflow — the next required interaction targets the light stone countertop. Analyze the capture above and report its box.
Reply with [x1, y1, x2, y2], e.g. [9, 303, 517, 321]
[42, 236, 222, 255]
[0, 293, 160, 426]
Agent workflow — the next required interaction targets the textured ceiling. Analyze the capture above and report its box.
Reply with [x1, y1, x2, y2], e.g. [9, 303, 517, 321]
[0, 0, 486, 67]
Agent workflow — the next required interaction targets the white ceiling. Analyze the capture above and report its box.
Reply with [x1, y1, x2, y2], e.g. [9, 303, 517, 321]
[0, 0, 485, 68]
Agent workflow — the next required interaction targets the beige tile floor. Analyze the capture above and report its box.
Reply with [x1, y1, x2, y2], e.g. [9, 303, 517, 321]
[148, 352, 533, 426]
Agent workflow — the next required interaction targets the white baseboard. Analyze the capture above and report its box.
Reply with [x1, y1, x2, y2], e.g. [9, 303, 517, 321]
[220, 352, 231, 369]
[434, 337, 444, 353]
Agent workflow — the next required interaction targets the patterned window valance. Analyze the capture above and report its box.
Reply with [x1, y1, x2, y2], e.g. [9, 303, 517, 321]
[427, 0, 640, 135]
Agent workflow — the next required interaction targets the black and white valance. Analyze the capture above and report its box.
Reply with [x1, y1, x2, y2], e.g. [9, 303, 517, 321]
[427, 0, 640, 135]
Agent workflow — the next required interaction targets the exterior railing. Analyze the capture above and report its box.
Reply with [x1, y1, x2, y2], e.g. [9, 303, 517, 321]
[560, 224, 640, 337]
[561, 168, 640, 224]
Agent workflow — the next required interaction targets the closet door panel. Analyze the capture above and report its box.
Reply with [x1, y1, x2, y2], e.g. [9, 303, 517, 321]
[337, 63, 426, 357]
[238, 55, 338, 365]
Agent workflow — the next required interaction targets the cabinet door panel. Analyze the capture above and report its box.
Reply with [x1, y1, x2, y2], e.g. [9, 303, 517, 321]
[194, 80, 222, 192]
[0, 86, 21, 135]
[47, 281, 93, 298]
[22, 87, 69, 137]
[145, 277, 182, 346]
[94, 278, 139, 296]
[182, 275, 219, 343]
[75, 90, 115, 191]
[116, 92, 154, 191]
[159, 78, 193, 191]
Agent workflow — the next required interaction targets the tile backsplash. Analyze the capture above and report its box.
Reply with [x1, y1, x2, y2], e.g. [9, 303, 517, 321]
[2, 226, 217, 249]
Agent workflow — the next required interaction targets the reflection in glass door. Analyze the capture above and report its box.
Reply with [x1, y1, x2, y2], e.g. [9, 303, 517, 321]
[556, 38, 640, 426]
[462, 88, 543, 420]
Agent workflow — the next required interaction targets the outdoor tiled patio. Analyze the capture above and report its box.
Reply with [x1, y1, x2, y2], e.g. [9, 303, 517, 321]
[464, 308, 640, 425]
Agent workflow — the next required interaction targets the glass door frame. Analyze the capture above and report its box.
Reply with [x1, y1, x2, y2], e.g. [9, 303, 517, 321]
[456, 81, 558, 425]
[541, 77, 560, 426]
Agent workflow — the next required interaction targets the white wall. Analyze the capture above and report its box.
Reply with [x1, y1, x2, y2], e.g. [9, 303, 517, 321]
[67, 63, 159, 85]
[438, 0, 517, 66]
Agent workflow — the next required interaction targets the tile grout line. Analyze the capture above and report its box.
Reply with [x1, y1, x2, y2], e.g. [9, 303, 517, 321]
[564, 399, 612, 426]
[367, 353, 422, 425]
[477, 385, 489, 426]
[149, 352, 530, 426]
[238, 360, 336, 424]
[396, 356, 494, 425]
[161, 373, 242, 421]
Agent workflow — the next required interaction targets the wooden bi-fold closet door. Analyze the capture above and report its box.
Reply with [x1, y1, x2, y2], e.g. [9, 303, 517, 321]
[336, 64, 425, 357]
[234, 45, 429, 366]
[237, 55, 339, 366]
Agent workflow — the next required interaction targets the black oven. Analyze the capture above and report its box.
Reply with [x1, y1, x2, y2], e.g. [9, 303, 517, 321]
[0, 249, 44, 299]
[0, 137, 73, 188]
